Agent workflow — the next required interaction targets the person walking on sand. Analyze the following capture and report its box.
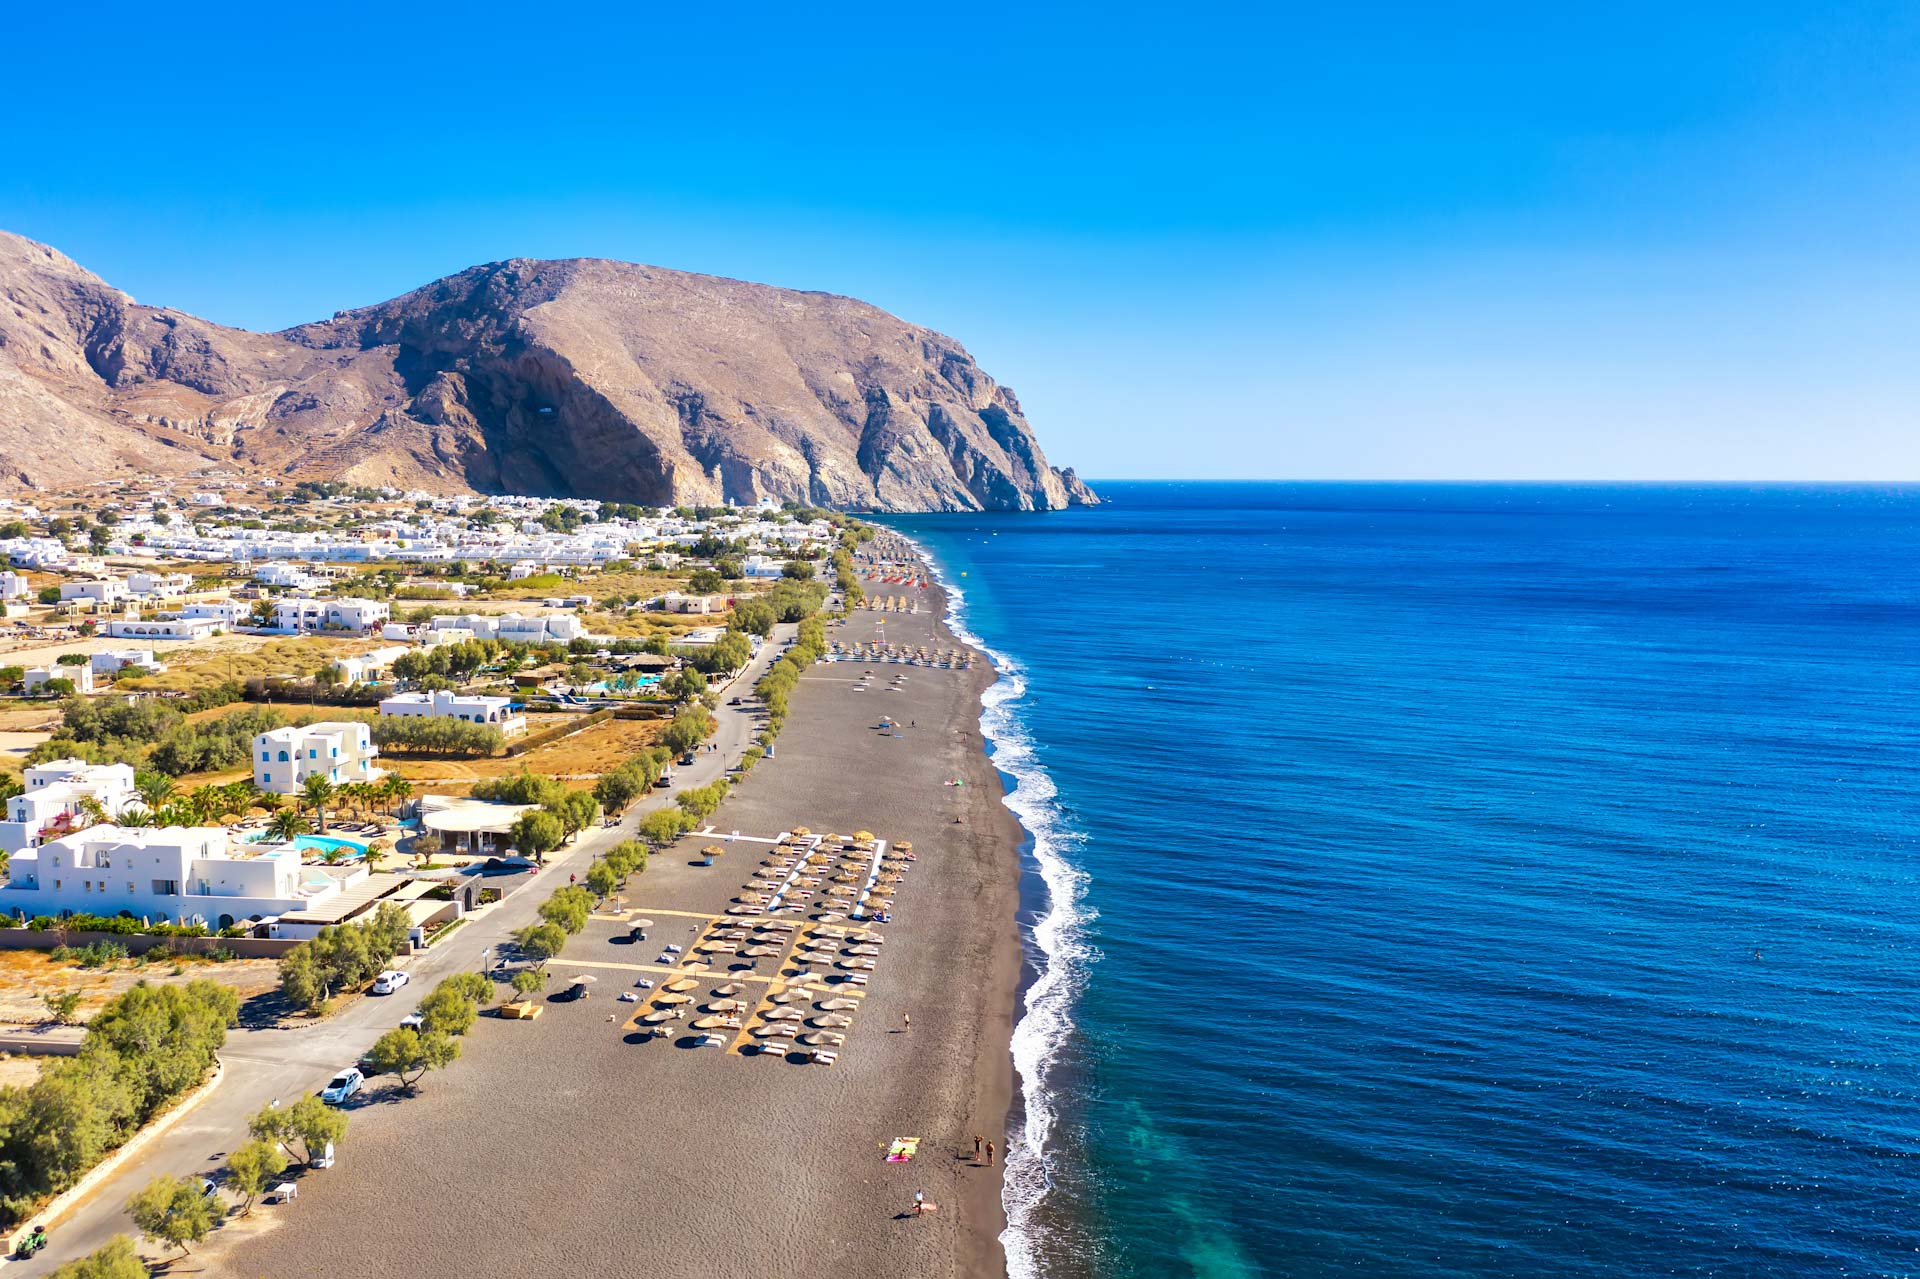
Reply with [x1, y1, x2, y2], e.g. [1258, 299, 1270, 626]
[903, 1011, 912, 1032]
[974, 1134, 983, 1160]
[986, 1140, 995, 1166]
[914, 1190, 926, 1216]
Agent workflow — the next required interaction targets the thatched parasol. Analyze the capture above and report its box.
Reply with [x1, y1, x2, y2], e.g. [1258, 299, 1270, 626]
[654, 992, 693, 1006]
[818, 997, 859, 1011]
[812, 1013, 854, 1028]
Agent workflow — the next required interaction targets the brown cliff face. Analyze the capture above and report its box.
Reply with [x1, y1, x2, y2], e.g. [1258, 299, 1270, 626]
[0, 231, 1095, 510]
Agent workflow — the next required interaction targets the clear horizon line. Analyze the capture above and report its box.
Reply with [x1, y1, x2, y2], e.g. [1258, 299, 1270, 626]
[1076, 477, 1920, 486]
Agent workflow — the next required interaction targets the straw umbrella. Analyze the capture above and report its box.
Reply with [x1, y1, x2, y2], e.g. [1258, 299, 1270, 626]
[812, 1013, 854, 1028]
[654, 992, 693, 1006]
[664, 977, 698, 993]
[819, 997, 859, 1011]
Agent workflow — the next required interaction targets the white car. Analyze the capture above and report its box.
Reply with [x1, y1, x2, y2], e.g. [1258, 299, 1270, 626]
[399, 1012, 424, 1029]
[371, 970, 410, 995]
[320, 1068, 364, 1105]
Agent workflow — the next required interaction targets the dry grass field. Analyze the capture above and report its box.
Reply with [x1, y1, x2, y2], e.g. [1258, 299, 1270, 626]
[0, 949, 281, 1025]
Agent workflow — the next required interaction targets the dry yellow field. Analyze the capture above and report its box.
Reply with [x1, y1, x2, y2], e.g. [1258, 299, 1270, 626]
[383, 714, 666, 795]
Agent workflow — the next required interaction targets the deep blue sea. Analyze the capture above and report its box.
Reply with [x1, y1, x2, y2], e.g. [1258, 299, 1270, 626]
[886, 482, 1920, 1279]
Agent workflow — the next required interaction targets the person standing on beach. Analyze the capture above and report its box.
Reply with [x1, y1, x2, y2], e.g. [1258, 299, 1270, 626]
[974, 1134, 983, 1160]
[913, 1190, 925, 1216]
[986, 1140, 995, 1166]
[903, 1011, 912, 1032]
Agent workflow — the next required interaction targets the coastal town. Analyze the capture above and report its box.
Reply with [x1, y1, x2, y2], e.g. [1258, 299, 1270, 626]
[0, 480, 1016, 1277]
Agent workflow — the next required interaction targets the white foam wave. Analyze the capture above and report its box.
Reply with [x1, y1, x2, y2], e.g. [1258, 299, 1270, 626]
[894, 532, 1095, 1279]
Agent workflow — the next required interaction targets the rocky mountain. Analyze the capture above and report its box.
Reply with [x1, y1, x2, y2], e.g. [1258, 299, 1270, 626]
[0, 230, 1095, 511]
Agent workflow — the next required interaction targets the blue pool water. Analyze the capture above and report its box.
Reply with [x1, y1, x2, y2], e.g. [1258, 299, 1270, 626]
[250, 832, 369, 857]
[887, 483, 1920, 1279]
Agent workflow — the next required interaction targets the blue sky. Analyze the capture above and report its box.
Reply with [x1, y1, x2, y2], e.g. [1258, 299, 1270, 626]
[7, 2, 1918, 480]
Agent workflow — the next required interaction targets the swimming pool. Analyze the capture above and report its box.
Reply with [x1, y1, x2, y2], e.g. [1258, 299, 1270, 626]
[248, 833, 369, 857]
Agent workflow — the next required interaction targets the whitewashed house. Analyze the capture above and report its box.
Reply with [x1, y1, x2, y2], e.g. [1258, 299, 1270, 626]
[252, 722, 384, 794]
[0, 760, 138, 855]
[379, 690, 526, 739]
[24, 665, 93, 695]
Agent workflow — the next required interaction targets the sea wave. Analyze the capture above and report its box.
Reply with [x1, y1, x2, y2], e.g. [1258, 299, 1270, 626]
[895, 533, 1096, 1279]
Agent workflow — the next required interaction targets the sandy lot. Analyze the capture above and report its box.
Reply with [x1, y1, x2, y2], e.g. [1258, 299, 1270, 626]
[0, 949, 282, 1025]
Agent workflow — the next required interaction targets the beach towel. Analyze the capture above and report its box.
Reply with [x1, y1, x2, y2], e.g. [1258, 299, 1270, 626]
[886, 1137, 922, 1162]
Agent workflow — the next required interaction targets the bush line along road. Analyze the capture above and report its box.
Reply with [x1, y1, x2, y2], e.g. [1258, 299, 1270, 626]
[11, 621, 799, 1275]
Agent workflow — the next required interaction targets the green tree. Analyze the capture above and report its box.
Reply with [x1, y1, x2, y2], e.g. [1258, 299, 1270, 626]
[248, 1094, 346, 1168]
[416, 985, 477, 1038]
[47, 1235, 147, 1279]
[438, 971, 494, 1006]
[516, 921, 568, 969]
[585, 859, 619, 900]
[661, 705, 714, 756]
[508, 810, 564, 862]
[637, 807, 693, 846]
[782, 558, 815, 580]
[127, 1174, 212, 1257]
[300, 774, 336, 833]
[687, 568, 724, 594]
[545, 790, 600, 843]
[538, 886, 593, 935]
[592, 767, 641, 817]
[266, 809, 313, 846]
[659, 668, 708, 704]
[225, 1137, 289, 1216]
[364, 1027, 459, 1092]
[42, 989, 83, 1024]
[510, 968, 549, 999]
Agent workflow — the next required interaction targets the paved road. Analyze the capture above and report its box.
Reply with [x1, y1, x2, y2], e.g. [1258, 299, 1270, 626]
[10, 627, 795, 1273]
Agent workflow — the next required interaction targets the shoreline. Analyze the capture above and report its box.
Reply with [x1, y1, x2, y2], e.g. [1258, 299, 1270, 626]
[201, 546, 1033, 1278]
[895, 528, 1090, 1279]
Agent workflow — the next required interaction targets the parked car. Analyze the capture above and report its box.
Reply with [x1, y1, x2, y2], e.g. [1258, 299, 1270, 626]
[400, 1012, 424, 1030]
[679, 752, 697, 767]
[320, 1068, 364, 1105]
[371, 969, 410, 995]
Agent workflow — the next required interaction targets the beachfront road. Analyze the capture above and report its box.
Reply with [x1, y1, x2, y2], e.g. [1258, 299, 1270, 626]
[11, 626, 796, 1275]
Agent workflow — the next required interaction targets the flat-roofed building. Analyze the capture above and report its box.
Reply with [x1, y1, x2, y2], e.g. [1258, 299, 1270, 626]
[252, 722, 383, 794]
[379, 690, 526, 738]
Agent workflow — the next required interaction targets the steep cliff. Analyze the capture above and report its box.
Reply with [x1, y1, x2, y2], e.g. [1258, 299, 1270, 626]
[0, 231, 1095, 510]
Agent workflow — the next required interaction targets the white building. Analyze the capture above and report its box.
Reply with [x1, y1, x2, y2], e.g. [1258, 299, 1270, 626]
[104, 616, 224, 642]
[652, 591, 725, 614]
[178, 599, 248, 625]
[1, 826, 337, 929]
[0, 571, 27, 601]
[89, 649, 166, 676]
[329, 645, 411, 685]
[326, 598, 390, 630]
[379, 690, 526, 738]
[128, 571, 193, 598]
[270, 597, 389, 632]
[0, 760, 138, 855]
[24, 665, 94, 695]
[252, 722, 384, 794]
[253, 561, 324, 591]
[59, 579, 130, 606]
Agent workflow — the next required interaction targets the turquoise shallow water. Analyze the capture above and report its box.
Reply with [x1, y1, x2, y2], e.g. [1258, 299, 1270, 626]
[887, 482, 1920, 1279]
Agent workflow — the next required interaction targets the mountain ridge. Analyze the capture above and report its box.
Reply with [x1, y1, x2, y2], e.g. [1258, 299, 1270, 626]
[0, 230, 1095, 511]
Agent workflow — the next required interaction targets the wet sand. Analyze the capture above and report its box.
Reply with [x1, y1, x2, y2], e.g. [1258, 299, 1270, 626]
[210, 574, 1025, 1278]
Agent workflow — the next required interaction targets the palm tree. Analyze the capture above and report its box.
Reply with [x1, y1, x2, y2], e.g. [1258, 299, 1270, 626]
[381, 775, 414, 818]
[266, 808, 310, 843]
[118, 806, 156, 829]
[300, 775, 336, 835]
[188, 786, 223, 824]
[134, 772, 177, 814]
